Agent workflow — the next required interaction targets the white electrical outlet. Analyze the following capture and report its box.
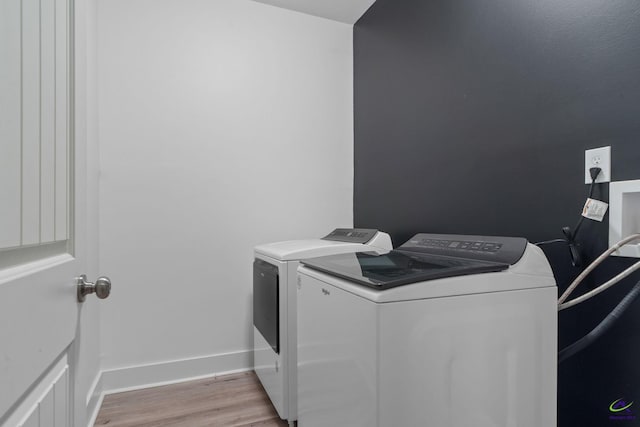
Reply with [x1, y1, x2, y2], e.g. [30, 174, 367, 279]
[584, 146, 611, 184]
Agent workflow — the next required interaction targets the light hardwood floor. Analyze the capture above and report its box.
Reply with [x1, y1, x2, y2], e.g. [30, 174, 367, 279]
[93, 371, 288, 427]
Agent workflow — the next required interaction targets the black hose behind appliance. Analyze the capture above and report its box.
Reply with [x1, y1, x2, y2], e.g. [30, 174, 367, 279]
[558, 280, 640, 364]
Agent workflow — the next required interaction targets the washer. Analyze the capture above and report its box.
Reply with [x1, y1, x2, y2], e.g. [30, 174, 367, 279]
[253, 228, 392, 424]
[297, 233, 557, 427]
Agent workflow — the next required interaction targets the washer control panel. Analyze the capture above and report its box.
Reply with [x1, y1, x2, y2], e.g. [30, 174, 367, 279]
[416, 238, 503, 253]
[399, 233, 528, 265]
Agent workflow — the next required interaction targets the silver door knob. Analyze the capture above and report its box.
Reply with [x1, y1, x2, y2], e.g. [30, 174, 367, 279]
[77, 275, 112, 302]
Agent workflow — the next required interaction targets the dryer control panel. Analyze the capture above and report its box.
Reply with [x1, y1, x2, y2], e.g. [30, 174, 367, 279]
[322, 228, 379, 244]
[398, 233, 528, 265]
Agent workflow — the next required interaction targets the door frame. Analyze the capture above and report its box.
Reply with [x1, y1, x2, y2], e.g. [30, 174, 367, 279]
[70, 0, 102, 424]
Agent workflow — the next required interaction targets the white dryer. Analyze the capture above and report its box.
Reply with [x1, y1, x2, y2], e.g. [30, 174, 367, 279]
[253, 228, 392, 424]
[297, 233, 557, 427]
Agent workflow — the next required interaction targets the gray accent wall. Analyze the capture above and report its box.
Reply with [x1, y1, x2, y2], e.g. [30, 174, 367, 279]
[353, 0, 640, 425]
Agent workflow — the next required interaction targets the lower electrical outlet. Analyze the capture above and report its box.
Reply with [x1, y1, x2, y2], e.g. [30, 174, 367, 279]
[585, 146, 611, 184]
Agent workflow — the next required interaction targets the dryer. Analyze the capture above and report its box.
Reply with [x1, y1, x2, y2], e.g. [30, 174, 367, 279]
[253, 228, 392, 424]
[297, 233, 557, 427]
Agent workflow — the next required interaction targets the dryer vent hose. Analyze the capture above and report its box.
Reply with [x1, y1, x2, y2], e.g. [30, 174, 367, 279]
[558, 280, 640, 364]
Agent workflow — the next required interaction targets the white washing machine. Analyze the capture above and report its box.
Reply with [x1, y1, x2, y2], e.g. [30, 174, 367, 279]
[297, 233, 558, 427]
[253, 228, 392, 424]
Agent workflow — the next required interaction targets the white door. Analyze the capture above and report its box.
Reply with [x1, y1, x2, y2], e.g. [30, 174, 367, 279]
[0, 0, 99, 425]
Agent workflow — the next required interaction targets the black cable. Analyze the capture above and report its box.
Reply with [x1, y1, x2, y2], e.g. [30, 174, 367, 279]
[534, 239, 568, 246]
[558, 280, 640, 364]
[560, 167, 602, 267]
[572, 173, 599, 238]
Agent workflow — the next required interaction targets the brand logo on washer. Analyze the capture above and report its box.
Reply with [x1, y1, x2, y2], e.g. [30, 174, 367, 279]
[322, 288, 330, 295]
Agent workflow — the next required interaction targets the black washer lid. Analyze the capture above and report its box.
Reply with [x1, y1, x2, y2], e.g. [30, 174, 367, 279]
[301, 250, 509, 290]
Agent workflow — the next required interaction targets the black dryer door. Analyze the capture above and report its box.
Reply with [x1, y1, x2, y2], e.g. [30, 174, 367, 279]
[253, 259, 279, 354]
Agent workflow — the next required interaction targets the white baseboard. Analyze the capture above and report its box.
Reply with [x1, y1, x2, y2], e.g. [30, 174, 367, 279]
[100, 350, 253, 395]
[85, 374, 104, 427]
[86, 372, 103, 407]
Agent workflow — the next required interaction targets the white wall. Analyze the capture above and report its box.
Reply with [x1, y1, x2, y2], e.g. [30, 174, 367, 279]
[97, 0, 354, 384]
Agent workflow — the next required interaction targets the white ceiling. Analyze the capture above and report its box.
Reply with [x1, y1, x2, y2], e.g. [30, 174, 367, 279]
[251, 0, 377, 24]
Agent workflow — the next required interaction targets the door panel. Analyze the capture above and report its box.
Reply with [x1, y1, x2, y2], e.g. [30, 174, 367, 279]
[0, 258, 77, 418]
[2, 355, 69, 427]
[0, 0, 69, 250]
